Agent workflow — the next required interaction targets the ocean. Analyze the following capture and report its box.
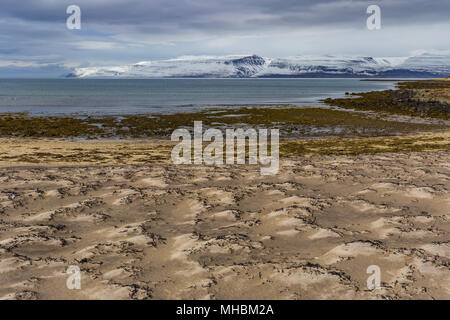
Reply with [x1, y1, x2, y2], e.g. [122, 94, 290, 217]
[0, 78, 397, 116]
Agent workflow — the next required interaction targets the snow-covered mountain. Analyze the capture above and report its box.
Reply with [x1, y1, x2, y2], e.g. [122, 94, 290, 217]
[68, 53, 450, 78]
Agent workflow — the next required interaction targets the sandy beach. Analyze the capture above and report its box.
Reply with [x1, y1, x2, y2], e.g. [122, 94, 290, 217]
[0, 147, 448, 300]
[2, 0, 450, 304]
[0, 80, 449, 300]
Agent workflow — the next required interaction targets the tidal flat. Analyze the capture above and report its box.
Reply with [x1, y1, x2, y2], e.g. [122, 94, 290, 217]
[0, 80, 448, 141]
[0, 104, 446, 139]
[0, 80, 448, 164]
[0, 79, 449, 300]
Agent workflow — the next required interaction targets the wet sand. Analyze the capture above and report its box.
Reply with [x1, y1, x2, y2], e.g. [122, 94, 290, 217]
[0, 150, 448, 299]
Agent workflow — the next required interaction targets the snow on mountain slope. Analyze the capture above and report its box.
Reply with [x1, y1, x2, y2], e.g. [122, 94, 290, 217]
[398, 53, 450, 74]
[260, 56, 396, 76]
[68, 53, 450, 78]
[69, 55, 268, 78]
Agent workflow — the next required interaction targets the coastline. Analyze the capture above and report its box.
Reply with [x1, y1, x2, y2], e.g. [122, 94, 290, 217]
[0, 80, 448, 166]
[0, 79, 449, 300]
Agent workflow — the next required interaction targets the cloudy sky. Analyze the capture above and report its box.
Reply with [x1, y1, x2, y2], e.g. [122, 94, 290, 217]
[0, 0, 449, 76]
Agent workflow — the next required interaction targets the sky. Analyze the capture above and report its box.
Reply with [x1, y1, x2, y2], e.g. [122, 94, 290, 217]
[0, 0, 449, 76]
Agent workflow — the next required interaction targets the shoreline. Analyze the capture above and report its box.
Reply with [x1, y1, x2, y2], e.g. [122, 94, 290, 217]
[0, 79, 448, 300]
[0, 79, 448, 167]
[0, 80, 448, 141]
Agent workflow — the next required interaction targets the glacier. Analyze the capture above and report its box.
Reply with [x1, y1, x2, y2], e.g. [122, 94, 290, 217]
[68, 53, 450, 78]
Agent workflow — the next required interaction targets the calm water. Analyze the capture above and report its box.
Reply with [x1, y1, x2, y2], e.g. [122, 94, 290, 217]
[0, 78, 397, 116]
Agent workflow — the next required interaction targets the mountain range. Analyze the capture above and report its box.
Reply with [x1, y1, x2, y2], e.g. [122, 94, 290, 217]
[68, 53, 450, 78]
